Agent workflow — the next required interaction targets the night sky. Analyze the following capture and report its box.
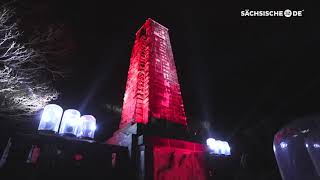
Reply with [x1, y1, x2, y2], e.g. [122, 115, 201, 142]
[2, 0, 320, 178]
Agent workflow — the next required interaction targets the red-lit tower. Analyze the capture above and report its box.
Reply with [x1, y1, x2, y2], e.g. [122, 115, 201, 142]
[120, 18, 187, 128]
[107, 19, 207, 180]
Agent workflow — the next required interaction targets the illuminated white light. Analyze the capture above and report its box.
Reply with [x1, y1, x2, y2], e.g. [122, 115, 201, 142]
[280, 142, 288, 149]
[313, 144, 320, 148]
[38, 104, 63, 132]
[59, 109, 81, 136]
[206, 138, 216, 150]
[90, 124, 96, 131]
[216, 140, 224, 154]
[77, 115, 96, 139]
[222, 141, 231, 155]
[206, 138, 231, 155]
[306, 144, 309, 148]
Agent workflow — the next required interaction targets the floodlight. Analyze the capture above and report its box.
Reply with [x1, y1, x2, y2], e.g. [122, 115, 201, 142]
[38, 104, 63, 132]
[59, 109, 81, 136]
[77, 115, 96, 139]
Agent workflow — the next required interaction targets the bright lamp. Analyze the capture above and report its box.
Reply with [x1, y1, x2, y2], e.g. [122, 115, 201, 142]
[58, 109, 81, 136]
[38, 104, 63, 132]
[77, 115, 96, 139]
[206, 138, 231, 156]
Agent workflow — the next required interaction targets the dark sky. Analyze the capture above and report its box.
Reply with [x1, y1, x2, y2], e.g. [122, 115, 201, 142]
[3, 0, 320, 177]
[11, 0, 319, 139]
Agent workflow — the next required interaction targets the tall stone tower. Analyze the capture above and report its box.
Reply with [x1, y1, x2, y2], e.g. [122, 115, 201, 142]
[120, 18, 187, 128]
[107, 18, 207, 180]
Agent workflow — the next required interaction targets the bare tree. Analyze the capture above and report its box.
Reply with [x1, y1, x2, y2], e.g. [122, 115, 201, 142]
[0, 7, 60, 119]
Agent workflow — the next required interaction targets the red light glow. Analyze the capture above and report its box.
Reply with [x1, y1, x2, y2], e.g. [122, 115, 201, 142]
[73, 153, 83, 161]
[146, 137, 207, 180]
[120, 18, 187, 128]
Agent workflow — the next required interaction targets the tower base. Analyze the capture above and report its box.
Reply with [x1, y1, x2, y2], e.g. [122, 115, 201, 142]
[106, 121, 208, 180]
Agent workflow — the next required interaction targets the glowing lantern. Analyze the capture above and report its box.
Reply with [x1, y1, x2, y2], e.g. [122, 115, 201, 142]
[77, 115, 96, 139]
[206, 138, 216, 150]
[206, 138, 231, 156]
[38, 104, 63, 132]
[59, 109, 81, 136]
[221, 141, 231, 155]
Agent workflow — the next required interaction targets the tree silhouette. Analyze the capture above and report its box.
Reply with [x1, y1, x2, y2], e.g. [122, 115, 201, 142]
[0, 6, 62, 120]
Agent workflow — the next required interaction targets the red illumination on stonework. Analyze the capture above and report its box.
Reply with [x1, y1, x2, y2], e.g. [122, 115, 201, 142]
[146, 137, 207, 180]
[120, 19, 187, 128]
[146, 137, 206, 151]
